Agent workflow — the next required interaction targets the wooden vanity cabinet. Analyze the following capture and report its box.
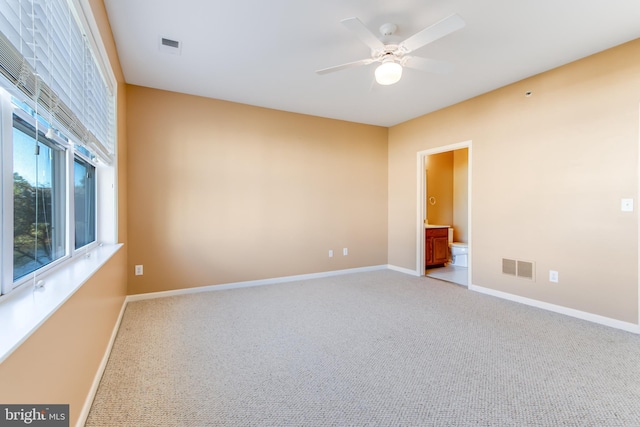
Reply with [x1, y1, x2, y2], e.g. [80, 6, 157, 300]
[426, 227, 449, 267]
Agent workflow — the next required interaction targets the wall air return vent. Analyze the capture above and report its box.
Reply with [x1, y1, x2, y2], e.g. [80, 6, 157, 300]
[502, 258, 535, 281]
[502, 258, 517, 276]
[517, 260, 534, 280]
[159, 37, 182, 55]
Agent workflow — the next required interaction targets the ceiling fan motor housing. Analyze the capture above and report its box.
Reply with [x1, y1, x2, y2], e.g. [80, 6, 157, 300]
[373, 45, 401, 62]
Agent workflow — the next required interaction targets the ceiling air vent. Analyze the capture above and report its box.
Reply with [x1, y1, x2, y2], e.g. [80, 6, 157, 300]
[159, 37, 181, 55]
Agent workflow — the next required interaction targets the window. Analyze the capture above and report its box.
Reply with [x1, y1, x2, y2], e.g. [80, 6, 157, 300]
[13, 114, 66, 280]
[4, 96, 102, 290]
[74, 156, 96, 249]
[0, 0, 116, 296]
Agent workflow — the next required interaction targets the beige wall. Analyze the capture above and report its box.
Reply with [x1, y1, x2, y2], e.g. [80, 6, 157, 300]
[389, 39, 640, 323]
[126, 85, 388, 295]
[0, 1, 128, 426]
[0, 250, 127, 425]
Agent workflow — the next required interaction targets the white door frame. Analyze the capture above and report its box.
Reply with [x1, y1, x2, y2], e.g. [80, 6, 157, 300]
[416, 141, 472, 282]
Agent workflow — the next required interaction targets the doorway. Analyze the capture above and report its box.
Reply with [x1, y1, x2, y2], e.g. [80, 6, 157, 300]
[417, 141, 471, 286]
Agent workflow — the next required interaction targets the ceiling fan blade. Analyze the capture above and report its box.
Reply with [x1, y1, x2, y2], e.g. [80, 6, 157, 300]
[399, 14, 465, 54]
[316, 58, 374, 75]
[403, 56, 454, 74]
[341, 17, 385, 51]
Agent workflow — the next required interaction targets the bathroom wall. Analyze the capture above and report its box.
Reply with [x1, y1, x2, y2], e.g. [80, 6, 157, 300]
[453, 148, 469, 242]
[426, 151, 453, 225]
[426, 148, 469, 243]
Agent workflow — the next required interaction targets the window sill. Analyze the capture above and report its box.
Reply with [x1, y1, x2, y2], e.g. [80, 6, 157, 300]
[0, 243, 123, 364]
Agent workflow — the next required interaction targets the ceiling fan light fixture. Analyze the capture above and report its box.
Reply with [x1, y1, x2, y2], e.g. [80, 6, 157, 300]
[375, 60, 402, 85]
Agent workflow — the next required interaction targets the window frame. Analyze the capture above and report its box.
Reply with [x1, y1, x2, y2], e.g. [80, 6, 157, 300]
[6, 96, 103, 291]
[1, 93, 103, 295]
[0, 90, 13, 295]
[72, 151, 98, 253]
[11, 106, 70, 285]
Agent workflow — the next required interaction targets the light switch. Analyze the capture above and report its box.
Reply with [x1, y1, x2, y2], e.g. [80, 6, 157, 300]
[621, 198, 634, 212]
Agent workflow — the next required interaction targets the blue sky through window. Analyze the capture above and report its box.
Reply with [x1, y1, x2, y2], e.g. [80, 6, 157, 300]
[13, 127, 53, 187]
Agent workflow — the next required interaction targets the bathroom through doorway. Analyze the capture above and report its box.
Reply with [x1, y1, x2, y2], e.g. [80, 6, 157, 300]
[417, 141, 471, 286]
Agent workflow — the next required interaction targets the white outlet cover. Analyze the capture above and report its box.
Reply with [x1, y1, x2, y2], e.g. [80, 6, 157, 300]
[621, 198, 634, 212]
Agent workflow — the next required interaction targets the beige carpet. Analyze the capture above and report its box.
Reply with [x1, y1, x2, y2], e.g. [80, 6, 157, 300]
[86, 270, 640, 426]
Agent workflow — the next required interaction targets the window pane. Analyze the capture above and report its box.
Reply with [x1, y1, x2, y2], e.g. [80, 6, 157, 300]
[13, 117, 66, 280]
[74, 157, 96, 249]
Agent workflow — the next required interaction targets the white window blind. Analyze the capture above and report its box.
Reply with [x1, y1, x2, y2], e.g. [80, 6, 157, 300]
[0, 0, 114, 161]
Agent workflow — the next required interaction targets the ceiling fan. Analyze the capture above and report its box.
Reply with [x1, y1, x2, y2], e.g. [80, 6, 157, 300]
[316, 14, 465, 86]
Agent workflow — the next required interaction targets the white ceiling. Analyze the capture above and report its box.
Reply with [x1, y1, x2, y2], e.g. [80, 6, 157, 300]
[103, 0, 640, 127]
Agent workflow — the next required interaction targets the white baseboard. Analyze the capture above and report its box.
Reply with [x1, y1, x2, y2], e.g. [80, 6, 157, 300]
[126, 265, 389, 302]
[469, 284, 640, 334]
[387, 264, 420, 276]
[77, 298, 128, 427]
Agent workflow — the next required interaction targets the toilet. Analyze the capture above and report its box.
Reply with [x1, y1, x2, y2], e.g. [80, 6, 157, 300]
[448, 228, 469, 267]
[450, 243, 469, 267]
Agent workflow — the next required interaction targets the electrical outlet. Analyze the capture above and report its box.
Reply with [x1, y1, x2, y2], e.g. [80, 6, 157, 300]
[328, 250, 333, 258]
[549, 270, 558, 283]
[343, 248, 348, 256]
[621, 198, 634, 212]
[135, 265, 144, 276]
